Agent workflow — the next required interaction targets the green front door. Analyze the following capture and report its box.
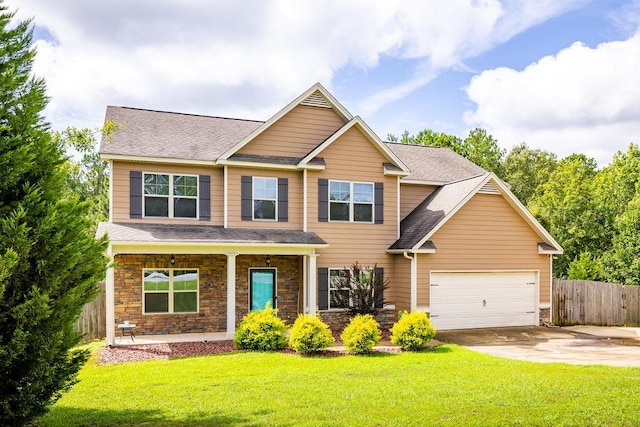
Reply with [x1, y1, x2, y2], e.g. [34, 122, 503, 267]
[250, 269, 276, 311]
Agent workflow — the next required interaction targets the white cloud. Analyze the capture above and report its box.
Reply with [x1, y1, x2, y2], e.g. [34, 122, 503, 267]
[9, 0, 585, 131]
[464, 31, 640, 166]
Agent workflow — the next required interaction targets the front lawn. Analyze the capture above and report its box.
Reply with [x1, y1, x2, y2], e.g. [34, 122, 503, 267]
[36, 343, 640, 426]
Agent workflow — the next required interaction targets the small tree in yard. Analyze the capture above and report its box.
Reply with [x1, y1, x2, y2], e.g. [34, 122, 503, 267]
[331, 262, 389, 316]
[0, 4, 108, 425]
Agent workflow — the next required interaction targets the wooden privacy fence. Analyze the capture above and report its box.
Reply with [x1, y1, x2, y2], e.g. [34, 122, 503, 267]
[552, 279, 640, 327]
[74, 281, 106, 341]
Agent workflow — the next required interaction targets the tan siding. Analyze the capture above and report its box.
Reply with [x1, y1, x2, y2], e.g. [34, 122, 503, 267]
[226, 167, 303, 229]
[237, 105, 346, 158]
[112, 161, 223, 225]
[399, 183, 437, 220]
[392, 255, 412, 312]
[308, 127, 398, 282]
[416, 193, 551, 307]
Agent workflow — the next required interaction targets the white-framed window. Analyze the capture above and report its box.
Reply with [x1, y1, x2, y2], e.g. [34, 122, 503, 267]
[143, 173, 198, 218]
[143, 269, 199, 314]
[329, 268, 351, 309]
[329, 180, 374, 222]
[253, 177, 277, 220]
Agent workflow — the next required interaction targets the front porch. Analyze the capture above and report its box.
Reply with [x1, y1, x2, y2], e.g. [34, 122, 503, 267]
[100, 222, 328, 346]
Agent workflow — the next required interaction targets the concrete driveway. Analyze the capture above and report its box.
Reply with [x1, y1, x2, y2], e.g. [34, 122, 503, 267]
[435, 325, 640, 367]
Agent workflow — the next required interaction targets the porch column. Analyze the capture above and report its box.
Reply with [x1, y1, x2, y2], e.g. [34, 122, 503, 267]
[410, 253, 418, 312]
[226, 253, 237, 339]
[105, 248, 115, 346]
[308, 254, 318, 315]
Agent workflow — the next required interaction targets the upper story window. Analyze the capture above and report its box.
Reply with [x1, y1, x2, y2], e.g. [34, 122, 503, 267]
[144, 173, 198, 218]
[253, 177, 277, 220]
[329, 181, 373, 222]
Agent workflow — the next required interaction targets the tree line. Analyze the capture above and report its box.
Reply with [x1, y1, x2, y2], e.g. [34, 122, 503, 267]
[389, 129, 640, 284]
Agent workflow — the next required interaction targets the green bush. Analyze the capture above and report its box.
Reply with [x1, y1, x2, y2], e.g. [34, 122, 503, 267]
[288, 314, 334, 354]
[390, 311, 437, 351]
[233, 306, 287, 351]
[340, 314, 381, 354]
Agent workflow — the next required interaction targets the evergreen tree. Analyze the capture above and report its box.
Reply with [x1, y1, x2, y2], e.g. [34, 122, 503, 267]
[0, 4, 108, 425]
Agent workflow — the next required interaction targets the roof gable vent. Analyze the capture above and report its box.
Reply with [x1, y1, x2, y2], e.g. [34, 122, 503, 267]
[301, 91, 332, 108]
[478, 181, 500, 195]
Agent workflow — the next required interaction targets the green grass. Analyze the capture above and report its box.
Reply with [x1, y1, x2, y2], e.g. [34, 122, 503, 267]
[36, 343, 640, 426]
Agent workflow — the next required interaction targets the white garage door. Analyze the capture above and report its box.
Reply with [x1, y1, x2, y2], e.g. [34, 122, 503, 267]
[430, 271, 537, 330]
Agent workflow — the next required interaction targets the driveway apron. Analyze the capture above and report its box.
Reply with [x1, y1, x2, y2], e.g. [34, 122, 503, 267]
[435, 325, 640, 367]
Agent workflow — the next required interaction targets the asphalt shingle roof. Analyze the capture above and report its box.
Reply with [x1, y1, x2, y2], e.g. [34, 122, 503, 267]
[385, 142, 486, 183]
[100, 106, 263, 162]
[97, 222, 327, 246]
[390, 174, 488, 250]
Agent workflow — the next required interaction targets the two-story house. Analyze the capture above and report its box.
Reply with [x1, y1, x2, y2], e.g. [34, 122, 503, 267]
[98, 83, 562, 346]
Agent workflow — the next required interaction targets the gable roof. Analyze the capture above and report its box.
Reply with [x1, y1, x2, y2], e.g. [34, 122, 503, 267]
[298, 116, 410, 173]
[385, 143, 486, 184]
[100, 106, 262, 163]
[218, 83, 353, 160]
[389, 173, 563, 253]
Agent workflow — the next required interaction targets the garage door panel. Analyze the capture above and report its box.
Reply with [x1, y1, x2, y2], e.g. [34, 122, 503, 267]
[430, 271, 537, 330]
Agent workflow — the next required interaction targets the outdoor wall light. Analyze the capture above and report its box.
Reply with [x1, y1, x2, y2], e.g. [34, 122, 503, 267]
[266, 255, 271, 267]
[170, 254, 175, 266]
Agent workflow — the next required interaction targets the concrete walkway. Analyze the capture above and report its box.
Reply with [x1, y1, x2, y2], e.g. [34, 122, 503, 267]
[435, 325, 640, 367]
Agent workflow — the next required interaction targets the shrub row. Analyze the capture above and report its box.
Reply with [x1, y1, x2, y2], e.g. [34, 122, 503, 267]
[234, 307, 437, 355]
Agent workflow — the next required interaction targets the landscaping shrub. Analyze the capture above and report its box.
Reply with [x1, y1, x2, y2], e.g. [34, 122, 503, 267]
[233, 305, 287, 351]
[288, 314, 334, 354]
[340, 314, 381, 354]
[390, 310, 437, 351]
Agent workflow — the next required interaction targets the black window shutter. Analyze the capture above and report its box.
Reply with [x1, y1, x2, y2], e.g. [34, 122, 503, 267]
[130, 171, 142, 218]
[318, 178, 328, 222]
[318, 267, 329, 310]
[198, 175, 211, 221]
[241, 176, 252, 221]
[374, 182, 384, 224]
[374, 267, 384, 308]
[278, 178, 288, 222]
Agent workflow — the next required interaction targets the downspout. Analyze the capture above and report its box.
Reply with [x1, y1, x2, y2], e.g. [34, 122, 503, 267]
[403, 251, 417, 312]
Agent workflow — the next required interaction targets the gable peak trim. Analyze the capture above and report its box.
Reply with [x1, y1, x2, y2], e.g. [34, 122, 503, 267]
[300, 90, 332, 108]
[217, 83, 352, 161]
[478, 181, 500, 195]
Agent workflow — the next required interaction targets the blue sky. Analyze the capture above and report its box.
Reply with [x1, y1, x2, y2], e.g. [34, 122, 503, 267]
[10, 0, 640, 166]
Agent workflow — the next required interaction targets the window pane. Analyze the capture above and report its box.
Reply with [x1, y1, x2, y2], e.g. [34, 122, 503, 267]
[145, 197, 169, 217]
[254, 178, 277, 199]
[174, 175, 198, 197]
[330, 181, 350, 201]
[144, 174, 169, 195]
[145, 293, 169, 313]
[174, 198, 196, 218]
[330, 289, 350, 309]
[354, 204, 373, 222]
[330, 269, 350, 287]
[329, 201, 349, 221]
[174, 270, 198, 290]
[353, 183, 373, 202]
[174, 292, 197, 312]
[144, 270, 170, 290]
[254, 200, 276, 220]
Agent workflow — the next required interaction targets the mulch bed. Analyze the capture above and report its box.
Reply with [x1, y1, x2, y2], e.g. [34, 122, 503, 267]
[99, 328, 398, 365]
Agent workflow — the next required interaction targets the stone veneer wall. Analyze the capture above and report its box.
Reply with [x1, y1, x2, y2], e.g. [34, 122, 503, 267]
[113, 254, 302, 338]
[539, 307, 551, 325]
[234, 255, 302, 324]
[319, 309, 397, 330]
